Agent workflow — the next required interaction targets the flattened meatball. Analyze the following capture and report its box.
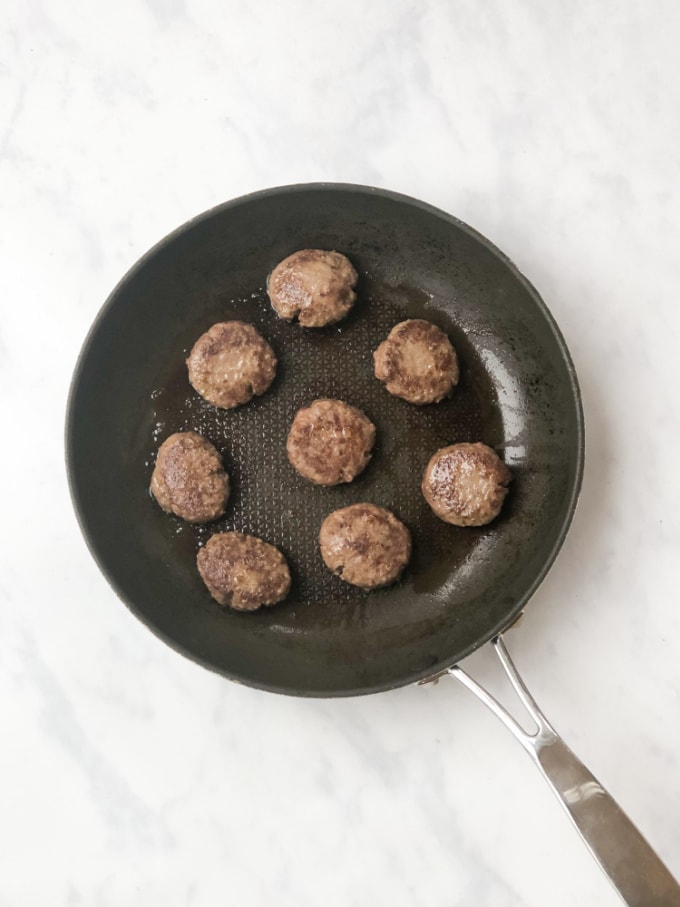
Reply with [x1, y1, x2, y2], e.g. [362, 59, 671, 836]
[187, 321, 276, 410]
[150, 431, 229, 523]
[268, 249, 357, 328]
[319, 504, 411, 590]
[422, 442, 511, 527]
[373, 319, 459, 404]
[287, 399, 376, 486]
[197, 532, 291, 610]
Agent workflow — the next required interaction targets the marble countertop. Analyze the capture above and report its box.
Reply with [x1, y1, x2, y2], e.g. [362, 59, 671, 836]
[2, 2, 680, 904]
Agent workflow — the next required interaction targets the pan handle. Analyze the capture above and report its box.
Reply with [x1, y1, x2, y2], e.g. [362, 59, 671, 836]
[433, 636, 680, 907]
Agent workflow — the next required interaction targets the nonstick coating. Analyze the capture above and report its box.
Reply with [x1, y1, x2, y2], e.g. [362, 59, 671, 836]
[66, 184, 583, 696]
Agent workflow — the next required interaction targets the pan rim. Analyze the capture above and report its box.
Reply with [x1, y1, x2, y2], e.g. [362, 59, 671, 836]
[65, 182, 585, 698]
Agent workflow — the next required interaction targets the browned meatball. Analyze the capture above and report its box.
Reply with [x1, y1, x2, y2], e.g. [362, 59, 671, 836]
[319, 504, 411, 590]
[287, 399, 376, 486]
[150, 431, 229, 523]
[196, 532, 291, 610]
[267, 249, 357, 327]
[373, 319, 459, 404]
[187, 321, 277, 409]
[422, 442, 511, 527]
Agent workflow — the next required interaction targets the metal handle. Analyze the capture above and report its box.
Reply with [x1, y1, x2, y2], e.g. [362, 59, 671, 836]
[438, 636, 680, 907]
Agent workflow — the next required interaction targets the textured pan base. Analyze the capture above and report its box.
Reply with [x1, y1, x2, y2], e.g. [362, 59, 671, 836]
[142, 275, 503, 623]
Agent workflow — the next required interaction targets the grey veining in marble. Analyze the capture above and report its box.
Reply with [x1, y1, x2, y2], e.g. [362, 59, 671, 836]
[1, 1, 680, 904]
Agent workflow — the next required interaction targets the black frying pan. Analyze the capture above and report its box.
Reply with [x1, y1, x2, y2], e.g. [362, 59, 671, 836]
[66, 183, 581, 693]
[66, 185, 679, 905]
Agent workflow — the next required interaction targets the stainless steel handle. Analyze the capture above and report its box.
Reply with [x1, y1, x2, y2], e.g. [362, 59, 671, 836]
[438, 636, 680, 907]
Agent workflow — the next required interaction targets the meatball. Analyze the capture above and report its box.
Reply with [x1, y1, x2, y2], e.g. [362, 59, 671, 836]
[187, 321, 277, 410]
[373, 319, 459, 404]
[150, 431, 229, 523]
[319, 503, 411, 590]
[287, 399, 376, 486]
[422, 442, 511, 527]
[267, 249, 357, 328]
[197, 532, 291, 610]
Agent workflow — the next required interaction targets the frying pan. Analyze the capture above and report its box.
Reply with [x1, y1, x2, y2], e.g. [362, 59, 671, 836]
[66, 184, 680, 905]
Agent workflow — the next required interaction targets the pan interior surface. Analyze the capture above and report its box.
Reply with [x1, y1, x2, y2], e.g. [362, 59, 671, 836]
[67, 185, 583, 696]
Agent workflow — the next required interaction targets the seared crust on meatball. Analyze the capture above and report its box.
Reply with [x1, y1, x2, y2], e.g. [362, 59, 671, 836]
[196, 532, 291, 610]
[373, 319, 459, 404]
[422, 442, 511, 527]
[319, 504, 411, 590]
[287, 399, 376, 486]
[187, 321, 277, 409]
[150, 431, 229, 523]
[267, 249, 357, 328]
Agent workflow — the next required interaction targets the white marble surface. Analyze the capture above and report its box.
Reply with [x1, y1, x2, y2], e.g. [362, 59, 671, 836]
[2, 1, 680, 904]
